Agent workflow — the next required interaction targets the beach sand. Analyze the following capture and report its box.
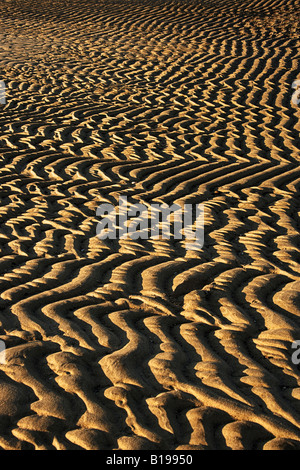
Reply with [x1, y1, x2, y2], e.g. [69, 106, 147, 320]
[0, 0, 299, 450]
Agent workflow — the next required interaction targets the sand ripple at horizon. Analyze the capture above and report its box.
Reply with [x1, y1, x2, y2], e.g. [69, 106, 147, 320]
[0, 0, 299, 450]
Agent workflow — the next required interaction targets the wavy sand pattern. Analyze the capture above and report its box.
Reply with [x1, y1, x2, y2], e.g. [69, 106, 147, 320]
[0, 0, 299, 450]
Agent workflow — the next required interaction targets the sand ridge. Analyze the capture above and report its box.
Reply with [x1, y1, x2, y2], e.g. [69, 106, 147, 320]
[0, 0, 299, 450]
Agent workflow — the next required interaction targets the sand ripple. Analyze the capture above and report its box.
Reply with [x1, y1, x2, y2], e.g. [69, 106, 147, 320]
[0, 0, 299, 450]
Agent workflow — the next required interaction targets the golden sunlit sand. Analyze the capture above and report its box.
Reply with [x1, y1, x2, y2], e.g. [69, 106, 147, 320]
[0, 0, 299, 450]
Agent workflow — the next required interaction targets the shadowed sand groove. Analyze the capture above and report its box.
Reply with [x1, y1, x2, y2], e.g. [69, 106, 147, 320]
[0, 0, 299, 450]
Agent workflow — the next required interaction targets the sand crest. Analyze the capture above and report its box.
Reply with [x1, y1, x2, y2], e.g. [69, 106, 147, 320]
[0, 0, 299, 450]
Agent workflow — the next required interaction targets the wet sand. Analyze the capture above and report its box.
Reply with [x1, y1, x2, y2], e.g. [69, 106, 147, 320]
[0, 0, 300, 450]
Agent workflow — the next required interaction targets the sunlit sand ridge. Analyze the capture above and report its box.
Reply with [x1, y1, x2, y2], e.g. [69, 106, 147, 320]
[0, 0, 299, 450]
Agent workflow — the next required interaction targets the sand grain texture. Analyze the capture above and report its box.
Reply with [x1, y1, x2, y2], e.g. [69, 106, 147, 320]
[0, 0, 300, 450]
